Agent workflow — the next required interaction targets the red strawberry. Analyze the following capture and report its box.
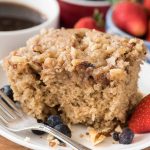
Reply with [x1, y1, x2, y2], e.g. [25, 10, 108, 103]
[75, 17, 98, 29]
[113, 2, 148, 37]
[74, 10, 105, 32]
[144, 0, 150, 11]
[128, 94, 150, 133]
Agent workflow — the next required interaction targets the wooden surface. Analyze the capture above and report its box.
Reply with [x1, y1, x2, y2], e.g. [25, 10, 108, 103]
[0, 136, 29, 150]
[0, 135, 150, 150]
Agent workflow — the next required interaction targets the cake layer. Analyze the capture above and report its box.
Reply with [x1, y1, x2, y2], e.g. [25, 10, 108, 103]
[3, 29, 146, 133]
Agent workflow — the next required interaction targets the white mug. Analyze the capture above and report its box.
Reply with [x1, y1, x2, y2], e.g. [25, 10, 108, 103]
[0, 0, 60, 60]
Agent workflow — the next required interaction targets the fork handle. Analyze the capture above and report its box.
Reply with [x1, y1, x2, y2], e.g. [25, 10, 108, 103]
[36, 124, 91, 150]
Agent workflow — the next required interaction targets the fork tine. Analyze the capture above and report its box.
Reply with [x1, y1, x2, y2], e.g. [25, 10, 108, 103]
[0, 107, 13, 122]
[0, 97, 19, 119]
[0, 90, 23, 116]
[0, 116, 8, 125]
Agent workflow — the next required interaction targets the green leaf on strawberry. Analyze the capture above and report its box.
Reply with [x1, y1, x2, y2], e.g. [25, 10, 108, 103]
[93, 9, 105, 30]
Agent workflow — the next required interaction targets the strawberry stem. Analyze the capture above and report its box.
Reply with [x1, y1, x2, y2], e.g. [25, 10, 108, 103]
[93, 9, 105, 29]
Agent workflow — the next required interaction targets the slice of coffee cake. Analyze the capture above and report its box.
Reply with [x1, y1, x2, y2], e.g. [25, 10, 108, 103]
[3, 29, 146, 134]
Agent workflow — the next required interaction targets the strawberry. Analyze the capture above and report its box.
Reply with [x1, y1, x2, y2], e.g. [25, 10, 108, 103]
[144, 0, 150, 11]
[128, 94, 150, 133]
[75, 17, 98, 29]
[74, 10, 105, 32]
[112, 2, 148, 37]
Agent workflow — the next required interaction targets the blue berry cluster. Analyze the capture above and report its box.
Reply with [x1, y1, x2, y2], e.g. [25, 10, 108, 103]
[112, 128, 134, 144]
[46, 115, 71, 137]
[32, 115, 71, 137]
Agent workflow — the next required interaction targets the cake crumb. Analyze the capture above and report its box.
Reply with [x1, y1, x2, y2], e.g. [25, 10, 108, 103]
[49, 139, 60, 148]
[80, 134, 84, 138]
[112, 141, 118, 144]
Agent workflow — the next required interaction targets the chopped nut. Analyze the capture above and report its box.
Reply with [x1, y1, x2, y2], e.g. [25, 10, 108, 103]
[106, 56, 116, 66]
[129, 38, 137, 44]
[115, 125, 123, 133]
[109, 68, 127, 80]
[71, 59, 83, 67]
[87, 127, 106, 145]
[32, 45, 42, 53]
[11, 56, 26, 64]
[71, 47, 78, 59]
[49, 139, 60, 148]
[29, 61, 42, 72]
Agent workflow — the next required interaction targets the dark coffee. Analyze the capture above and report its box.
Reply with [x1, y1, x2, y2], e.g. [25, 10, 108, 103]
[0, 2, 47, 31]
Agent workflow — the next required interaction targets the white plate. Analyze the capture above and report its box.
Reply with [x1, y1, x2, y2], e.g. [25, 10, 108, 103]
[0, 62, 150, 150]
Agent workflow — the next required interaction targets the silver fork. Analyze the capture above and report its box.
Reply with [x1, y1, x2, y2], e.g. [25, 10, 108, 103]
[0, 90, 91, 150]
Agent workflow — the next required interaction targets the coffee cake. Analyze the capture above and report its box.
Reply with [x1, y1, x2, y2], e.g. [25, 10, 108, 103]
[3, 28, 146, 134]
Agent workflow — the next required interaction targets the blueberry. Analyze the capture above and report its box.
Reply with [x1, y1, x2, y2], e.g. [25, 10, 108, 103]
[1, 85, 13, 100]
[112, 132, 120, 141]
[46, 115, 63, 128]
[31, 130, 45, 135]
[119, 128, 134, 144]
[54, 124, 71, 137]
